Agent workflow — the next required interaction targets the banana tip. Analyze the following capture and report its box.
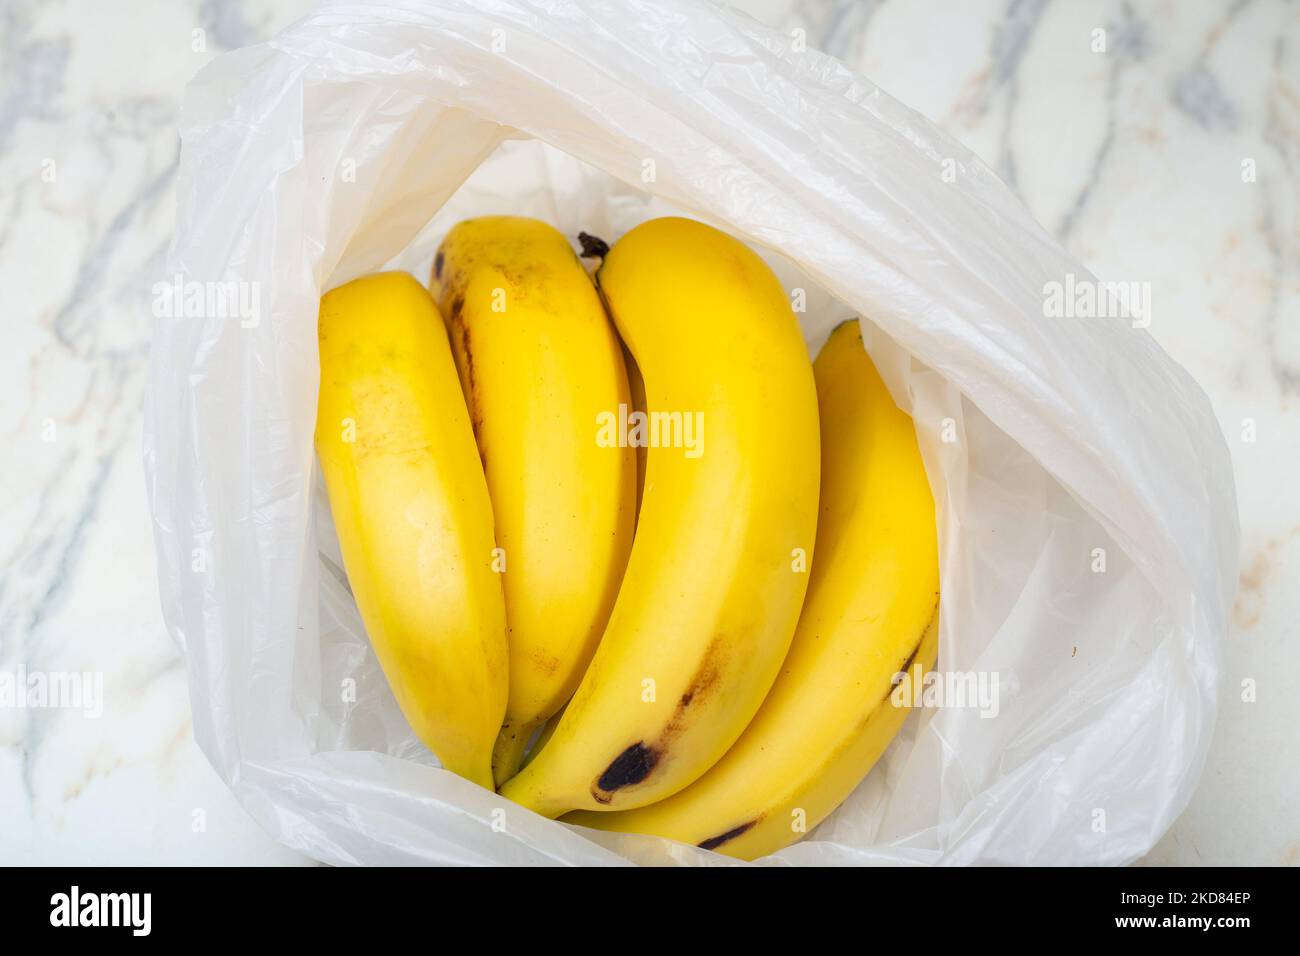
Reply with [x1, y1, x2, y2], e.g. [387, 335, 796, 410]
[577, 231, 610, 259]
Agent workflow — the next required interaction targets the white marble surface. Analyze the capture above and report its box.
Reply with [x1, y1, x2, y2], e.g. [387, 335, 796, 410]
[1, 0, 1295, 866]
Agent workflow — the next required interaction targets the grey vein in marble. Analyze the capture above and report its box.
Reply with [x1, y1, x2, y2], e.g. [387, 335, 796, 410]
[1172, 65, 1240, 132]
[0, 5, 69, 153]
[1057, 2, 1149, 240]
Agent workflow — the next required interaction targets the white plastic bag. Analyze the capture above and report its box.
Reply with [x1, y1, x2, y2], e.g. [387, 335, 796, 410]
[144, 0, 1238, 865]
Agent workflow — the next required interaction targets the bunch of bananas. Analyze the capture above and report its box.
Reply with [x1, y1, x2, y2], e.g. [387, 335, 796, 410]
[315, 216, 940, 860]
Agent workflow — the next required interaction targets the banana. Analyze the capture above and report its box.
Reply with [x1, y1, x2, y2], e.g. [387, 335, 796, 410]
[566, 321, 940, 858]
[431, 217, 636, 786]
[315, 272, 507, 789]
[500, 217, 820, 817]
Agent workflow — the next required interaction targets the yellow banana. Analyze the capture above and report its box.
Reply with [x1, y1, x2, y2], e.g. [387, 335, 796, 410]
[431, 217, 636, 786]
[567, 321, 940, 858]
[500, 217, 820, 817]
[315, 272, 507, 790]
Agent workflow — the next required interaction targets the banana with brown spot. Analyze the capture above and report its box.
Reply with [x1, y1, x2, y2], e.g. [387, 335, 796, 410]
[432, 217, 637, 787]
[566, 321, 941, 859]
[500, 217, 820, 816]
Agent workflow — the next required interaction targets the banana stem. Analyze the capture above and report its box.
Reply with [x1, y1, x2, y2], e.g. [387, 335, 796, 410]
[492, 720, 541, 790]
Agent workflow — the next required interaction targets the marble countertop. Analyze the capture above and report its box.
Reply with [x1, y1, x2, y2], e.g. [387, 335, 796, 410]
[2, 0, 1295, 866]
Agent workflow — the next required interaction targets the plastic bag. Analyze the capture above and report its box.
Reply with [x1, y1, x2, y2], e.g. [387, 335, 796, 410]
[144, 0, 1238, 865]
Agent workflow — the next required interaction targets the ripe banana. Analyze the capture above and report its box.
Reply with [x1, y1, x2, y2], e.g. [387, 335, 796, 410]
[431, 217, 637, 786]
[315, 272, 508, 790]
[566, 321, 940, 858]
[500, 217, 820, 817]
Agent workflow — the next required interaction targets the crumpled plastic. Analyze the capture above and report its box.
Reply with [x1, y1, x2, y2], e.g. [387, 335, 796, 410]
[144, 0, 1239, 865]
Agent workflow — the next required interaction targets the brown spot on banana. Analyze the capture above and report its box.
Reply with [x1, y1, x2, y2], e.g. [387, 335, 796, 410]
[590, 638, 730, 802]
[592, 742, 660, 802]
[673, 636, 726, 713]
[898, 641, 921, 679]
[698, 818, 761, 852]
[883, 596, 941, 704]
[447, 307, 487, 467]
[529, 648, 562, 676]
